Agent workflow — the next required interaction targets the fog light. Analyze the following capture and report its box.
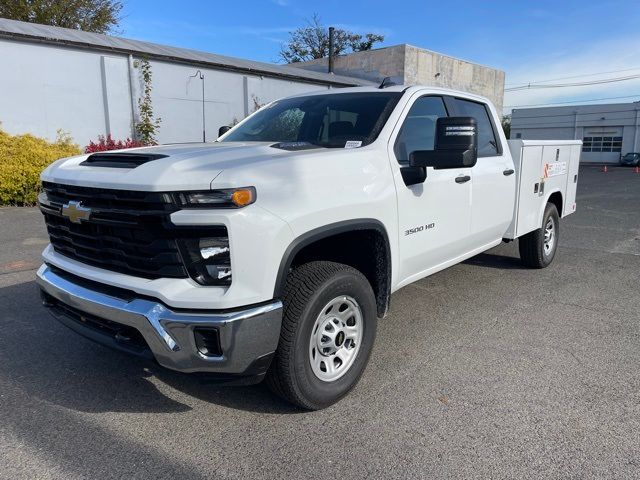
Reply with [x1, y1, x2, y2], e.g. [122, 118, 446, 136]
[178, 230, 232, 286]
[200, 245, 230, 260]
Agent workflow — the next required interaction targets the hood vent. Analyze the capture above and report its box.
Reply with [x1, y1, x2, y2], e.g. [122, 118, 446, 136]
[80, 152, 169, 168]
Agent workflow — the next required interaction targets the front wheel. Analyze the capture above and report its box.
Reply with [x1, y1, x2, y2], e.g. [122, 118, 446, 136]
[266, 261, 377, 410]
[519, 202, 560, 268]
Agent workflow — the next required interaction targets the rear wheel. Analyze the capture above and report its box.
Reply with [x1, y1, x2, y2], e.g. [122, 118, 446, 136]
[519, 202, 560, 268]
[266, 261, 377, 410]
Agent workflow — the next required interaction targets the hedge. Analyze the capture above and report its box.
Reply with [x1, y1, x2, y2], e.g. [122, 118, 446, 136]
[0, 129, 81, 206]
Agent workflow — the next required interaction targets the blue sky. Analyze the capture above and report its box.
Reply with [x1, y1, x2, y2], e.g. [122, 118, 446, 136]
[120, 0, 640, 112]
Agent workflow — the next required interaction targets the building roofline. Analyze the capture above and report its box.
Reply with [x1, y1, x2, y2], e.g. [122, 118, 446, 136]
[0, 18, 374, 87]
[511, 101, 640, 115]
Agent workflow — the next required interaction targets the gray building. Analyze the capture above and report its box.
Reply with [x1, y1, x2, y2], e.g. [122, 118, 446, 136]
[511, 102, 640, 164]
[291, 44, 505, 113]
[0, 18, 504, 147]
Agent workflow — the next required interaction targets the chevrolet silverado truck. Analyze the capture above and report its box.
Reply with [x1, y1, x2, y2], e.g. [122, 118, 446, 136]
[36, 85, 581, 410]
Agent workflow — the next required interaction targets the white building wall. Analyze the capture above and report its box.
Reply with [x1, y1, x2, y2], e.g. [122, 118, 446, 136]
[0, 38, 131, 144]
[0, 38, 332, 146]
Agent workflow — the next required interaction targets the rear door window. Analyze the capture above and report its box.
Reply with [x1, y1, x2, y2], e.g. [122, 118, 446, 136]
[452, 99, 500, 157]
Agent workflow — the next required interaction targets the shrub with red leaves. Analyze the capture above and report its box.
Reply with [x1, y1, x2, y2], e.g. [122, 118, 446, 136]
[85, 134, 147, 153]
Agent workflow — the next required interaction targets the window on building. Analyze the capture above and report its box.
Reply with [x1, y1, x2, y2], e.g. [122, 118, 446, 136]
[582, 136, 622, 153]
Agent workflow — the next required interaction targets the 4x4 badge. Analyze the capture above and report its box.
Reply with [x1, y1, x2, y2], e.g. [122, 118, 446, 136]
[61, 201, 91, 224]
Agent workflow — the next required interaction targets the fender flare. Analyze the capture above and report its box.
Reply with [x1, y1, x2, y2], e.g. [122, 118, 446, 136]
[539, 188, 563, 224]
[272, 219, 392, 316]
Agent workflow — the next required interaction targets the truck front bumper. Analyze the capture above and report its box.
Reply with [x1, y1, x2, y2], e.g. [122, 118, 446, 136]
[36, 264, 283, 378]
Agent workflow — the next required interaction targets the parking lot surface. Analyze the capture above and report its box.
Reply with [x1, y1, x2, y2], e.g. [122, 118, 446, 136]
[0, 166, 638, 479]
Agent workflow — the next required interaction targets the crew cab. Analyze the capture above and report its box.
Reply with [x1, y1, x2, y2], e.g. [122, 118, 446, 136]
[36, 85, 580, 410]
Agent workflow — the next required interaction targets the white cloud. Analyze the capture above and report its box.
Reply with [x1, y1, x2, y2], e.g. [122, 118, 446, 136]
[504, 34, 640, 113]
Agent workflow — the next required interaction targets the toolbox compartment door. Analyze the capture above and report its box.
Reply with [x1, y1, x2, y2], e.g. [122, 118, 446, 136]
[514, 145, 544, 238]
[563, 144, 581, 216]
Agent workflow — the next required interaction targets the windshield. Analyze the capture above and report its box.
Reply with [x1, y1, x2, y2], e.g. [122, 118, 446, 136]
[221, 92, 402, 148]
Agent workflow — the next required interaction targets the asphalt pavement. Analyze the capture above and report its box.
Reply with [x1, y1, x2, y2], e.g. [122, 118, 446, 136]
[0, 166, 638, 479]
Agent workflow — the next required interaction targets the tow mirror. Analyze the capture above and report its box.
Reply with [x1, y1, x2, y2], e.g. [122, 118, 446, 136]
[409, 117, 478, 169]
[218, 125, 232, 137]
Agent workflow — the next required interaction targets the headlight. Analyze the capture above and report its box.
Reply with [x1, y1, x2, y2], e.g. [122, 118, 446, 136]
[174, 187, 256, 208]
[178, 231, 232, 286]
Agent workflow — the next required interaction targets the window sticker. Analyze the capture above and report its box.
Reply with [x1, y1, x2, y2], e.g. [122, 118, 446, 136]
[344, 140, 362, 149]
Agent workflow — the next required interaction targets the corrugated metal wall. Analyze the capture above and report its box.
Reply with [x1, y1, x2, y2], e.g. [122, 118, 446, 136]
[0, 38, 331, 146]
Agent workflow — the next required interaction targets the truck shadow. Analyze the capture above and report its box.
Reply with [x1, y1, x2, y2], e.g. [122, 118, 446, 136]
[463, 251, 526, 270]
[0, 280, 301, 416]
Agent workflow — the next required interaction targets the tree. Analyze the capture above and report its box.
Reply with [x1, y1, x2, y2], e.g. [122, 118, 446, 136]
[279, 14, 384, 63]
[501, 114, 511, 139]
[0, 0, 122, 34]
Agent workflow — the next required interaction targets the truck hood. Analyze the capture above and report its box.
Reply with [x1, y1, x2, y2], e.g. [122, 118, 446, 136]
[41, 142, 312, 191]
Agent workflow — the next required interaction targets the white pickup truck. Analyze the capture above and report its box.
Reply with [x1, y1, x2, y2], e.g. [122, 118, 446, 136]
[37, 85, 580, 409]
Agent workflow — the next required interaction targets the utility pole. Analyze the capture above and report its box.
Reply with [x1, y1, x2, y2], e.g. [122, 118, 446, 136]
[190, 70, 206, 142]
[328, 27, 335, 74]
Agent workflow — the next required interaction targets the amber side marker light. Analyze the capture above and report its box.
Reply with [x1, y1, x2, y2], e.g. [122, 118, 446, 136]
[231, 188, 256, 207]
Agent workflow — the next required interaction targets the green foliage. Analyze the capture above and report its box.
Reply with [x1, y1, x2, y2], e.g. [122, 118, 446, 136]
[0, 0, 123, 34]
[0, 128, 81, 206]
[502, 114, 511, 139]
[134, 59, 162, 145]
[280, 14, 384, 63]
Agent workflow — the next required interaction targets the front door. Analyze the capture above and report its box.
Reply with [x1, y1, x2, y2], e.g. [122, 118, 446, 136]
[388, 94, 473, 287]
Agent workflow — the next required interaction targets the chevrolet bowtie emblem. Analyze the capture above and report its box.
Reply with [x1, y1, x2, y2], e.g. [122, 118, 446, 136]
[61, 201, 91, 224]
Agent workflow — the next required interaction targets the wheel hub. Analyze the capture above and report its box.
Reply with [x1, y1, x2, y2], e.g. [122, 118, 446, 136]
[309, 296, 363, 382]
[543, 217, 556, 255]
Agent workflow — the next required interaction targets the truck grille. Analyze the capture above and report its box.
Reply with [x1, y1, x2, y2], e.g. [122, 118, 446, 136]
[39, 182, 193, 279]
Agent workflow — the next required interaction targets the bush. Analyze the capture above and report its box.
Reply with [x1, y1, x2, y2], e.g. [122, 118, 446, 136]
[85, 134, 146, 153]
[0, 129, 81, 206]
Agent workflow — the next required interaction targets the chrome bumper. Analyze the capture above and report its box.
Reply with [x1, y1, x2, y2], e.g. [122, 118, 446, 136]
[36, 264, 283, 375]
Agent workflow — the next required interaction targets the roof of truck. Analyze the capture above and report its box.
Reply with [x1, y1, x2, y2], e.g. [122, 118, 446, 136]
[285, 85, 495, 105]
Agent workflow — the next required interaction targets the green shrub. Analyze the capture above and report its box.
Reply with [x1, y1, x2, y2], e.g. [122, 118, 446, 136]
[0, 129, 81, 206]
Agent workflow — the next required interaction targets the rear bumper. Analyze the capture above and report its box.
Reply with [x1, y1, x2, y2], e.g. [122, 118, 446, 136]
[36, 264, 283, 376]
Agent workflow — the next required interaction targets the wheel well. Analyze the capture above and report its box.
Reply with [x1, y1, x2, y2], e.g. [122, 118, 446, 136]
[280, 228, 391, 318]
[548, 191, 563, 216]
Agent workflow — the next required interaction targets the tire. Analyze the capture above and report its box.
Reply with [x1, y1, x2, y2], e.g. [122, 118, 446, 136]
[266, 261, 377, 410]
[519, 202, 560, 268]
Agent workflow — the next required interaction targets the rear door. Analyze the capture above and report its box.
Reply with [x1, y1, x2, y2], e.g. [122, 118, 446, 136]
[388, 94, 473, 285]
[451, 98, 516, 245]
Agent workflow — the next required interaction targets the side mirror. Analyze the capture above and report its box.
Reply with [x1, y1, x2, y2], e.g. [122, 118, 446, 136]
[409, 117, 478, 169]
[218, 125, 232, 137]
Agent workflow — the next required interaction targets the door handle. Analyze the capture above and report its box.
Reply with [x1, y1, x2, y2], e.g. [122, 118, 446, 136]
[455, 175, 471, 184]
[503, 169, 515, 176]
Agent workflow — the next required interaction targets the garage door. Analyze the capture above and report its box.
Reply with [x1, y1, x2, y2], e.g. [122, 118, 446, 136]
[581, 126, 623, 163]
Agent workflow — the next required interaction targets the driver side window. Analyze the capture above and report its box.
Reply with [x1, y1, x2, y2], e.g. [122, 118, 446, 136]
[394, 96, 448, 164]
